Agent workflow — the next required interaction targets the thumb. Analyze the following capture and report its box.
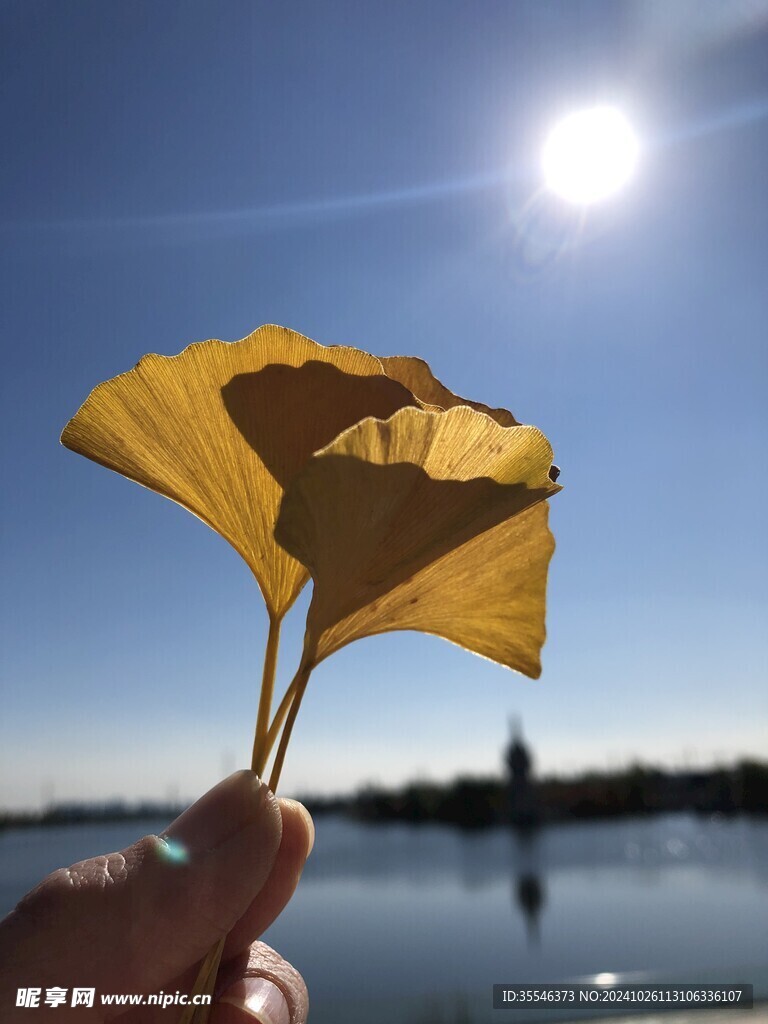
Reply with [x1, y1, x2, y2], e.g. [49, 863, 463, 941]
[0, 772, 283, 1004]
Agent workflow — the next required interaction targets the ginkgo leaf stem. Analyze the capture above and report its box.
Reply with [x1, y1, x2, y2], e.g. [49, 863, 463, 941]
[257, 671, 303, 772]
[268, 663, 313, 792]
[251, 615, 282, 775]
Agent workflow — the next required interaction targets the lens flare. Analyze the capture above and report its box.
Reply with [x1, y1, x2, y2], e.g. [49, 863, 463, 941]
[158, 837, 190, 865]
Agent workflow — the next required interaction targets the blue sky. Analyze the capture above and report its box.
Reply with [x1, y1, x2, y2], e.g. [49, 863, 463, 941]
[1, 1, 766, 809]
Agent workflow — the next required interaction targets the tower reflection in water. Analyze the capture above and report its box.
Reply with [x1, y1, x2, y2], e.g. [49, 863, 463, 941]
[505, 717, 546, 946]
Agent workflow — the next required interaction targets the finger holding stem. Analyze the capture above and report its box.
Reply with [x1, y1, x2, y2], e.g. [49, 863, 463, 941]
[182, 647, 313, 1024]
[184, 617, 285, 1024]
[178, 938, 225, 1024]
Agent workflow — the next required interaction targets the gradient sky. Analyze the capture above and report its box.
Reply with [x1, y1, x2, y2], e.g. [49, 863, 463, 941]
[1, 1, 767, 810]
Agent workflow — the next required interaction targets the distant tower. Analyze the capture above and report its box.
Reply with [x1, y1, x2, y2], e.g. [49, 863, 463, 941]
[505, 717, 537, 826]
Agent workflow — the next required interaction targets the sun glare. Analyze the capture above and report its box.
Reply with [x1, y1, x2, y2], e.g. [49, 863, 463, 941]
[542, 107, 639, 205]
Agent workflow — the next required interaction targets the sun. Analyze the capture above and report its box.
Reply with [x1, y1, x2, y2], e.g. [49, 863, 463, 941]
[542, 106, 639, 205]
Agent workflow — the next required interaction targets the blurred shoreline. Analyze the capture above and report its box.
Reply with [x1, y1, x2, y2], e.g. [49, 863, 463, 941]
[3, 759, 766, 831]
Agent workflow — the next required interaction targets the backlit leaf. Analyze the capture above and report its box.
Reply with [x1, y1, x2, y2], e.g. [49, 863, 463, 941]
[276, 406, 561, 675]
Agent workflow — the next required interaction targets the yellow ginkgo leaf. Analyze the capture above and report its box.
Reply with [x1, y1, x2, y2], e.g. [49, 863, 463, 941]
[61, 325, 419, 619]
[381, 355, 520, 426]
[275, 405, 561, 676]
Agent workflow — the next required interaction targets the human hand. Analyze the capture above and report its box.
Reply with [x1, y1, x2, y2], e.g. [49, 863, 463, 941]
[0, 771, 313, 1023]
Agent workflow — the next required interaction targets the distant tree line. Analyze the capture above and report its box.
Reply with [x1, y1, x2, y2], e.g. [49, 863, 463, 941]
[303, 760, 768, 829]
[0, 800, 186, 831]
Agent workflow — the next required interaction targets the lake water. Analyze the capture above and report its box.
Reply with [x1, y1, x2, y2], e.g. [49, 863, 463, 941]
[2, 813, 767, 1022]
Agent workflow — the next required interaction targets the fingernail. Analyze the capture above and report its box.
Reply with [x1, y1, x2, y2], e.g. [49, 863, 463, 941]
[281, 799, 315, 856]
[161, 771, 270, 856]
[219, 978, 290, 1024]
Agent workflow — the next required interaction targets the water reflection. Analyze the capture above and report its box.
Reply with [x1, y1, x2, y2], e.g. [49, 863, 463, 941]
[510, 824, 546, 946]
[1, 813, 767, 1024]
[515, 872, 545, 945]
[410, 994, 472, 1024]
[265, 812, 768, 1020]
[288, 812, 768, 889]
